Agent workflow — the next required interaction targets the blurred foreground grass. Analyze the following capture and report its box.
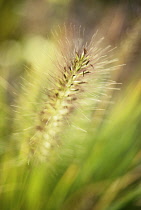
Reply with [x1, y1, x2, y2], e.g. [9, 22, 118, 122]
[0, 54, 141, 210]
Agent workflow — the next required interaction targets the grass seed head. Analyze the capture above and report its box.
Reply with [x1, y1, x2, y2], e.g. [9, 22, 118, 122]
[17, 25, 119, 164]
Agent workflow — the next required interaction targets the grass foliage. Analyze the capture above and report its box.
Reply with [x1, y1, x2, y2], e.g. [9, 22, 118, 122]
[0, 23, 141, 210]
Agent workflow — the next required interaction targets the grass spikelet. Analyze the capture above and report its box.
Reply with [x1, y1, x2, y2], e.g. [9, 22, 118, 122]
[16, 25, 120, 163]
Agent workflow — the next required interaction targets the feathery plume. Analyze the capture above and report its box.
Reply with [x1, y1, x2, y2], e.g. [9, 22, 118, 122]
[18, 25, 121, 163]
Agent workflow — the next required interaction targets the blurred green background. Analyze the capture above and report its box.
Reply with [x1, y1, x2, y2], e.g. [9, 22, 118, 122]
[0, 0, 141, 210]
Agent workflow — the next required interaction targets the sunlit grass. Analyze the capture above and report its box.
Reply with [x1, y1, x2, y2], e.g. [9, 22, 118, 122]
[0, 21, 141, 210]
